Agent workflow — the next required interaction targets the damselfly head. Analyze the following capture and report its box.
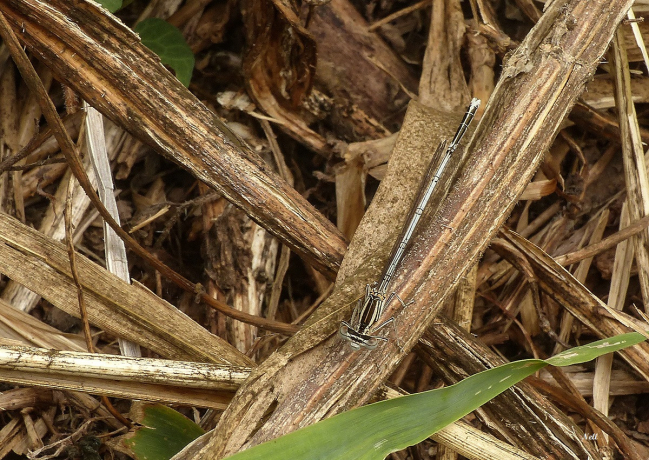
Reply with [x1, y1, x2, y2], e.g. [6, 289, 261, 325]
[339, 322, 380, 350]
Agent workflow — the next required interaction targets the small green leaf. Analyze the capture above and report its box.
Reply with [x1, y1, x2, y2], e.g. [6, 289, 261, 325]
[95, 0, 122, 13]
[546, 333, 645, 366]
[134, 18, 195, 87]
[124, 405, 204, 460]
[222, 332, 646, 460]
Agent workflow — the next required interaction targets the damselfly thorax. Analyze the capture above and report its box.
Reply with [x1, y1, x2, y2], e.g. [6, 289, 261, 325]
[339, 283, 400, 350]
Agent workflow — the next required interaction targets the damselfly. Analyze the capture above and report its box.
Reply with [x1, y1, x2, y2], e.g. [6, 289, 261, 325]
[339, 98, 481, 350]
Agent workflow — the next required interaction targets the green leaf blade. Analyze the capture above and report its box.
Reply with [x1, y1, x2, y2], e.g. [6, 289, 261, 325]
[223, 332, 644, 460]
[123, 405, 204, 460]
[124, 333, 644, 460]
[224, 360, 546, 460]
[95, 0, 122, 13]
[134, 18, 195, 87]
[546, 332, 646, 366]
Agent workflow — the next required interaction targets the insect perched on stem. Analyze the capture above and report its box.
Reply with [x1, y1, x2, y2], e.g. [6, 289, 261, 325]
[339, 98, 481, 350]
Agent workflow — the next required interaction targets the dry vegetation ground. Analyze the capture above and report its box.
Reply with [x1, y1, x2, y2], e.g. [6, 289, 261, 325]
[0, 0, 648, 458]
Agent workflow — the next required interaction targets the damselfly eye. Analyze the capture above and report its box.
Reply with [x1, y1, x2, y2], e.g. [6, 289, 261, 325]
[365, 338, 379, 350]
[340, 321, 357, 340]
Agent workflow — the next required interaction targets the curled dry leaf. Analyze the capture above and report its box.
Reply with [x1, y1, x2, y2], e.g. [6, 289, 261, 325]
[241, 0, 328, 153]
